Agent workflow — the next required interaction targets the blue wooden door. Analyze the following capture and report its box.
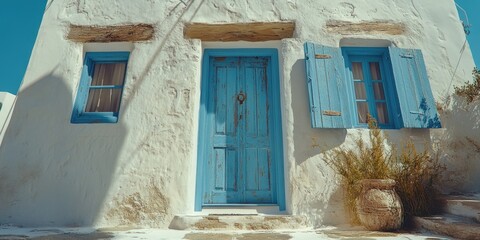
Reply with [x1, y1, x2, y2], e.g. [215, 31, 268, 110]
[204, 56, 275, 204]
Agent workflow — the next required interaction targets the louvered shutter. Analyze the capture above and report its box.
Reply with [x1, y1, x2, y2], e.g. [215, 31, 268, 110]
[304, 42, 352, 128]
[388, 47, 441, 128]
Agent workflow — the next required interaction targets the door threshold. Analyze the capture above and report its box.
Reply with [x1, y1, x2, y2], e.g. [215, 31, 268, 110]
[203, 204, 278, 207]
[200, 204, 281, 215]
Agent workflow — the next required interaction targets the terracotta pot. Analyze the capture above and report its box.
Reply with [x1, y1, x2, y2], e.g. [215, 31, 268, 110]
[356, 179, 403, 231]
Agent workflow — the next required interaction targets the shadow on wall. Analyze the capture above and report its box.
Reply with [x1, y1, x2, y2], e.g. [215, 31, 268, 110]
[0, 0, 210, 228]
[288, 59, 348, 226]
[0, 71, 127, 227]
[290, 59, 347, 165]
[434, 95, 480, 193]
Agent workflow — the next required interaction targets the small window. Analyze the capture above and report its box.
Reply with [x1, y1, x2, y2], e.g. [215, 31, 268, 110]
[71, 52, 129, 123]
[304, 42, 441, 129]
[345, 52, 394, 128]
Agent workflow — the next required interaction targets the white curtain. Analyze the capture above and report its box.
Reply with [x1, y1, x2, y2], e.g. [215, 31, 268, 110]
[352, 62, 364, 80]
[376, 103, 389, 124]
[369, 62, 381, 80]
[357, 102, 368, 123]
[85, 63, 126, 112]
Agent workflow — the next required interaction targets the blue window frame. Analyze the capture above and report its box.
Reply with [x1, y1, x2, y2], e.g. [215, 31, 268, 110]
[71, 52, 129, 124]
[342, 47, 395, 128]
[304, 42, 441, 129]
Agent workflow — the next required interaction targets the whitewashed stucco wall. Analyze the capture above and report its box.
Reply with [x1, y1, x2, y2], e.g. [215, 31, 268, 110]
[0, 92, 16, 146]
[0, 0, 476, 228]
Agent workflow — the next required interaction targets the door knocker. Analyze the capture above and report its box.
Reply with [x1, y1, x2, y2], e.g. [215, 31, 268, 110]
[237, 92, 246, 105]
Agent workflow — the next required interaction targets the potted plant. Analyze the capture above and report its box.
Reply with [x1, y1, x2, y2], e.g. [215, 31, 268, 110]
[325, 116, 443, 230]
[325, 117, 402, 231]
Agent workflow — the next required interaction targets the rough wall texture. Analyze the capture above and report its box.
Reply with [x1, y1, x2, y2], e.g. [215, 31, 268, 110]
[0, 0, 476, 228]
[433, 96, 480, 193]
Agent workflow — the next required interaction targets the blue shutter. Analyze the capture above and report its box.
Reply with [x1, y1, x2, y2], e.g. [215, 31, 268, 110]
[71, 57, 92, 122]
[388, 47, 441, 128]
[304, 42, 351, 128]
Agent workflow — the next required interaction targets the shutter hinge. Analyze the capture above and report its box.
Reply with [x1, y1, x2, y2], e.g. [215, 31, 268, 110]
[315, 54, 331, 59]
[409, 111, 425, 115]
[400, 54, 414, 59]
[322, 110, 341, 116]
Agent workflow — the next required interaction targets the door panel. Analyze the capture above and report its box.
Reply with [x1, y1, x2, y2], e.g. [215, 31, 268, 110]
[204, 56, 274, 204]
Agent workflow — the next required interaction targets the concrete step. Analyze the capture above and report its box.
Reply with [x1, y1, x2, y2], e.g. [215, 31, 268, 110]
[414, 214, 480, 240]
[169, 215, 309, 231]
[441, 194, 480, 222]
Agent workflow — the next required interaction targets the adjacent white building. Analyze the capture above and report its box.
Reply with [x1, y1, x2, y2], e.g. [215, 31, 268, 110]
[0, 92, 16, 146]
[0, 0, 477, 228]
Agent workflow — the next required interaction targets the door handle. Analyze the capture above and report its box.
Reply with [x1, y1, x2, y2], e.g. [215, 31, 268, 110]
[237, 92, 246, 105]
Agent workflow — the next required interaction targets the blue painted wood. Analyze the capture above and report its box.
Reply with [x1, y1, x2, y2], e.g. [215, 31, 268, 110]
[304, 42, 351, 128]
[71, 51, 129, 124]
[205, 56, 273, 204]
[195, 54, 212, 211]
[226, 149, 237, 191]
[346, 55, 394, 128]
[243, 58, 272, 203]
[342, 47, 406, 129]
[388, 47, 441, 128]
[196, 49, 285, 210]
[268, 50, 285, 210]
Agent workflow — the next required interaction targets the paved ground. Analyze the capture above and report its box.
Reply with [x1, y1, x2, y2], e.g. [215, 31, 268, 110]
[0, 226, 450, 240]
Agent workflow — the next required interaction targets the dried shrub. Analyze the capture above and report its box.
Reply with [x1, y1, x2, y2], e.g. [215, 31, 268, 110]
[325, 117, 392, 224]
[391, 141, 444, 220]
[454, 68, 480, 103]
[325, 117, 443, 227]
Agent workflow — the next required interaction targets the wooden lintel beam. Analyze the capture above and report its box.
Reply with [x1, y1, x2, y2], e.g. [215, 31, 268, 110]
[326, 20, 406, 35]
[184, 22, 295, 42]
[67, 24, 155, 43]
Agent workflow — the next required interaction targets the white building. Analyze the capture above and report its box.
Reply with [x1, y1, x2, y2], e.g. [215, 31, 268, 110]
[0, 0, 477, 228]
[0, 92, 16, 146]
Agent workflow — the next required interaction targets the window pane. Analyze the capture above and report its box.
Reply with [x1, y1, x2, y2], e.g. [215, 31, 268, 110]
[85, 89, 122, 112]
[357, 102, 369, 123]
[91, 63, 126, 86]
[351, 62, 364, 80]
[376, 103, 389, 124]
[373, 83, 385, 100]
[369, 62, 382, 80]
[354, 82, 367, 100]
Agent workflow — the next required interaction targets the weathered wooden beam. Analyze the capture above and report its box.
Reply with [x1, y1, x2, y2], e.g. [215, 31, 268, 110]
[67, 24, 155, 42]
[326, 20, 406, 35]
[184, 22, 295, 42]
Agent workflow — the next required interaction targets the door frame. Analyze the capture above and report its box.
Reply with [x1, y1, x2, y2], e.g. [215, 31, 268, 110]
[195, 48, 285, 211]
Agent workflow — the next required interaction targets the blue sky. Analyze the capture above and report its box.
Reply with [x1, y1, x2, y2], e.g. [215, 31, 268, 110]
[456, 0, 479, 66]
[0, 0, 478, 94]
[0, 0, 46, 94]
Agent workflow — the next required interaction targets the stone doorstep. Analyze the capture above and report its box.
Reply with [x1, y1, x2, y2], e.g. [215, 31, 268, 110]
[441, 194, 480, 222]
[414, 215, 480, 240]
[169, 215, 309, 231]
[201, 205, 280, 215]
